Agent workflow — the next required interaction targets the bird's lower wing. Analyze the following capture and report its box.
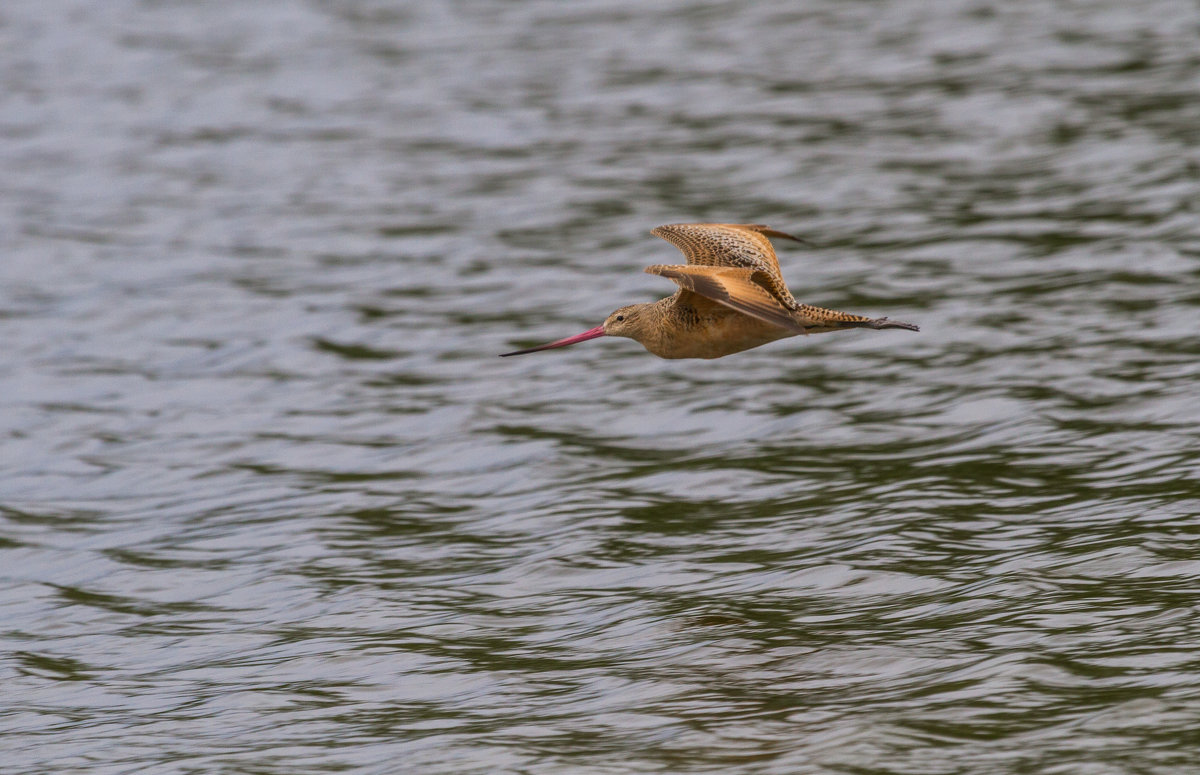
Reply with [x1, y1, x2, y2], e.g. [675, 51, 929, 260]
[645, 264, 807, 333]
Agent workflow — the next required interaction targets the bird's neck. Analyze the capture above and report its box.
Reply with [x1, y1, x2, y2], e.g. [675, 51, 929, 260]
[626, 299, 675, 352]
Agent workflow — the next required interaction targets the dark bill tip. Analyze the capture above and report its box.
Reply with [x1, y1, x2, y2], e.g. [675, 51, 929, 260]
[500, 325, 606, 357]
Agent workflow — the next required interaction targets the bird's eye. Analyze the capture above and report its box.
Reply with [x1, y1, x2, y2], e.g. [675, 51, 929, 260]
[616, 315, 625, 322]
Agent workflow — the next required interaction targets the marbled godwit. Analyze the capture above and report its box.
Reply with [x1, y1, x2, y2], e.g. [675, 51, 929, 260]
[501, 223, 918, 360]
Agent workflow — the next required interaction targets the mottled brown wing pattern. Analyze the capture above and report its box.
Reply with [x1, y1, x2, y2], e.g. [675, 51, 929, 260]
[644, 264, 808, 333]
[792, 303, 874, 328]
[650, 223, 802, 307]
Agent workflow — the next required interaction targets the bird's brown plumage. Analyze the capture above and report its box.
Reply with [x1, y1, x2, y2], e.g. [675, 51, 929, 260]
[649, 223, 800, 305]
[500, 223, 919, 359]
[643, 264, 808, 333]
[647, 223, 917, 336]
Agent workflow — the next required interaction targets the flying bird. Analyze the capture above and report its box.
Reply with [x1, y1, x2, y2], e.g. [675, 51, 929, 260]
[501, 223, 918, 360]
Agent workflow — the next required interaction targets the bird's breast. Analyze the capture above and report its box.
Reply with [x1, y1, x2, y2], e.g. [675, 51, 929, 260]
[643, 312, 796, 359]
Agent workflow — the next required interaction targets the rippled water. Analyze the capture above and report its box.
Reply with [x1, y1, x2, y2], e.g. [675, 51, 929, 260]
[4, 1, 1200, 772]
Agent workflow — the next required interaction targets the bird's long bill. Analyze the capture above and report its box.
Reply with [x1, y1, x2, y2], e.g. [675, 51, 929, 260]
[499, 325, 606, 357]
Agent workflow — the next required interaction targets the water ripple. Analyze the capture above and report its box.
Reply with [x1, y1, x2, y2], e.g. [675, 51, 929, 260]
[3, 0, 1200, 773]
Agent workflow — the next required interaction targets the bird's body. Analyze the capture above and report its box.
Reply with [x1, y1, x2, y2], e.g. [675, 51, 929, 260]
[608, 294, 793, 359]
[502, 223, 918, 360]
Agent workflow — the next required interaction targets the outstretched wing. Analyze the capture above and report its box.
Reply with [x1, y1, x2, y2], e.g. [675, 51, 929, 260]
[645, 264, 807, 333]
[650, 223, 804, 305]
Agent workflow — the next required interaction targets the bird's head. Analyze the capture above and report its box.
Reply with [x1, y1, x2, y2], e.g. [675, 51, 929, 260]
[600, 304, 649, 339]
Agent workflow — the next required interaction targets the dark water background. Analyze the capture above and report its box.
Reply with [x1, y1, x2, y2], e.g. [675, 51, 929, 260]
[3, 1, 1200, 772]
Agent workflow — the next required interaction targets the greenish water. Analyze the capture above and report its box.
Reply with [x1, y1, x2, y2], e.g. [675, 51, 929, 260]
[3, 1, 1199, 772]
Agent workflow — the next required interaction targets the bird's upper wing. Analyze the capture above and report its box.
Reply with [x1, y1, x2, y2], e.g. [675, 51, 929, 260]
[645, 264, 807, 333]
[650, 223, 805, 305]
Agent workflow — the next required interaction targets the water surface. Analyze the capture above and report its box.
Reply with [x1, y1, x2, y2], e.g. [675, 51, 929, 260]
[3, 1, 1200, 772]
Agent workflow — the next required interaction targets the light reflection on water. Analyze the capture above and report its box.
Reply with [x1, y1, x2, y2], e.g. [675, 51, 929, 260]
[2, 0, 1199, 772]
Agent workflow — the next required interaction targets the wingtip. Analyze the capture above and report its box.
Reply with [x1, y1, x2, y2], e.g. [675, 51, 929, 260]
[751, 225, 815, 247]
[854, 316, 920, 332]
